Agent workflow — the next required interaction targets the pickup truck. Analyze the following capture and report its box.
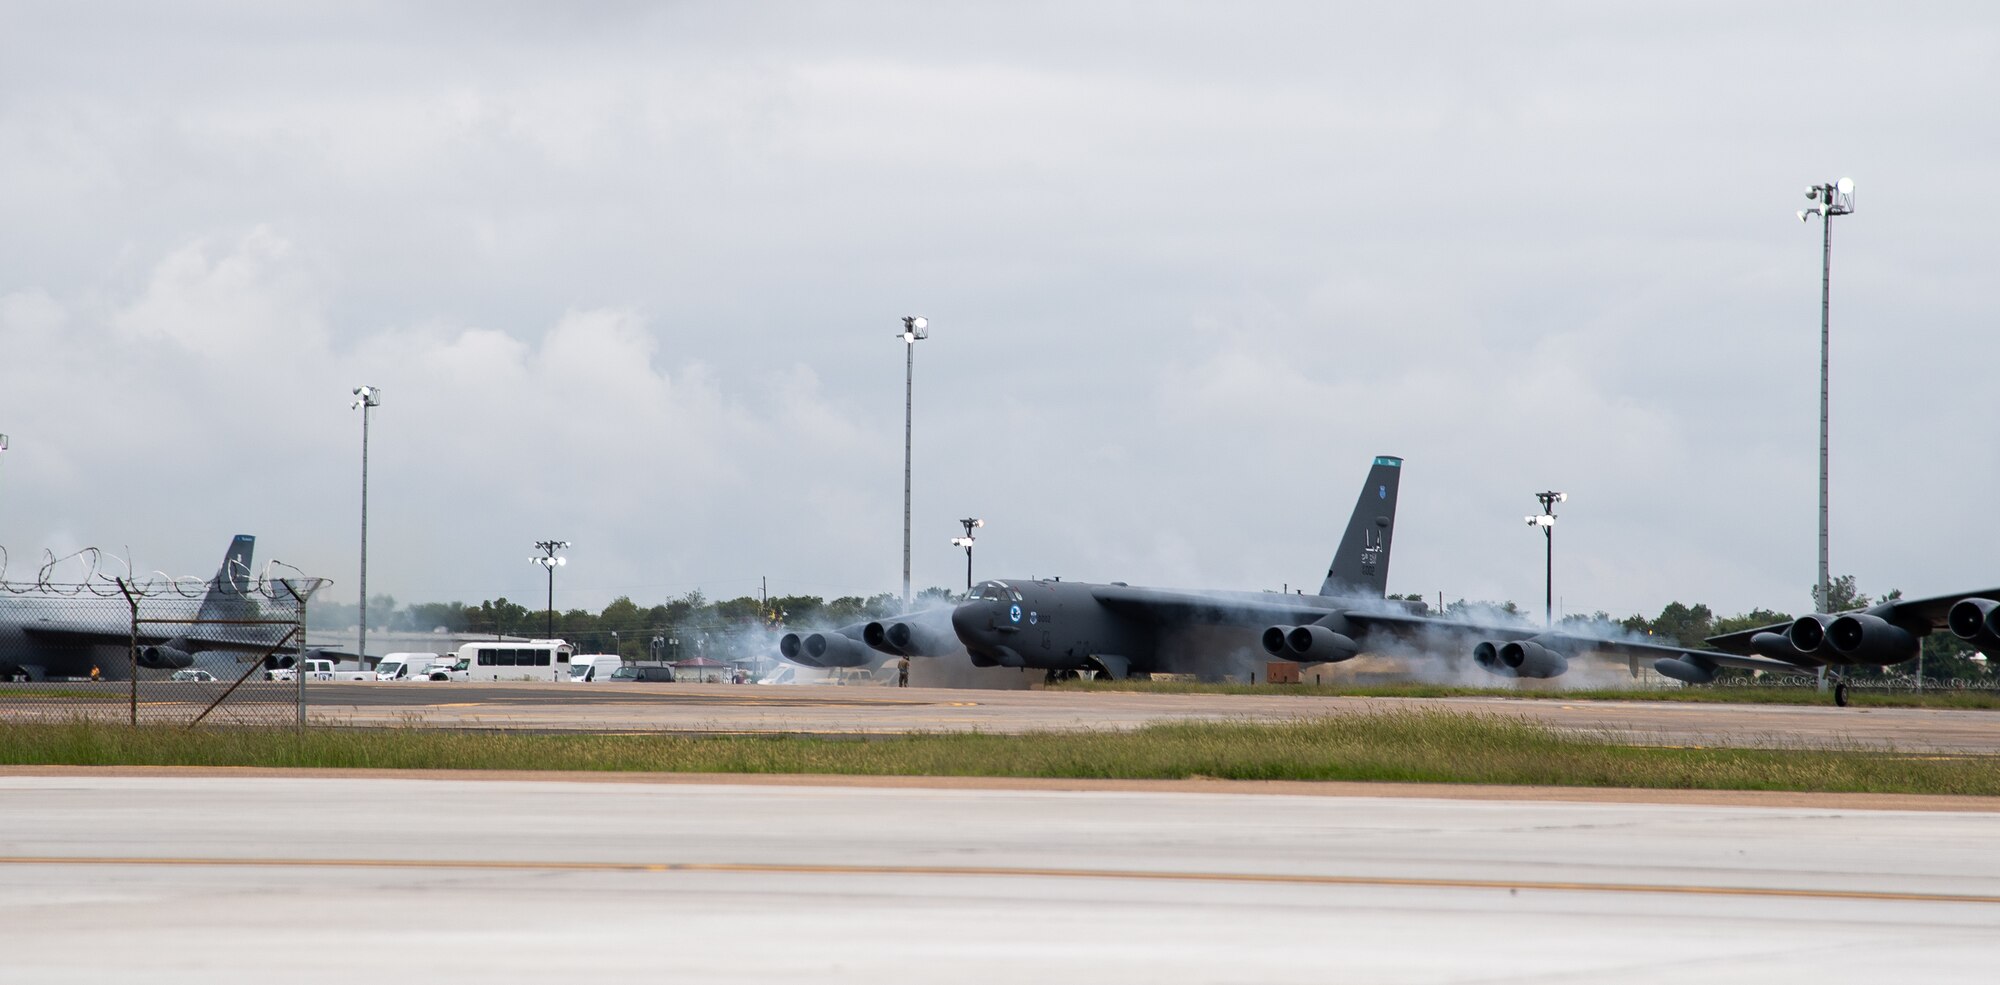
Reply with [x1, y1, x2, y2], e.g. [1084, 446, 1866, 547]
[265, 659, 373, 683]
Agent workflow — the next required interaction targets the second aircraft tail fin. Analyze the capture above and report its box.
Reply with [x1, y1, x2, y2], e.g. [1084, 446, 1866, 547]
[1317, 457, 1402, 599]
[194, 534, 258, 624]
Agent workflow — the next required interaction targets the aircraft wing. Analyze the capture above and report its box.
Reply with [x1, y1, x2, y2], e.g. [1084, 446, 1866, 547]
[1704, 585, 2000, 655]
[22, 624, 168, 647]
[1089, 585, 1345, 626]
[1301, 607, 1820, 678]
[1090, 584, 1818, 677]
[22, 623, 340, 658]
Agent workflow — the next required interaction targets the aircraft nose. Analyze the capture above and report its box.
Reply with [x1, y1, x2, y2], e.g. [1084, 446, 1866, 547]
[950, 601, 988, 645]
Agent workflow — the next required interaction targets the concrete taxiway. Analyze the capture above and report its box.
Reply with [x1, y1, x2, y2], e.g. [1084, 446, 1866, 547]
[288, 681, 2000, 753]
[7, 680, 1998, 751]
[0, 771, 1995, 983]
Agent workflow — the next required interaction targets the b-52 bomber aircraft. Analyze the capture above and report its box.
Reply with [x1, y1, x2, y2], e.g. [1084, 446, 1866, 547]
[1663, 590, 2000, 706]
[946, 456, 1697, 679]
[0, 535, 347, 682]
[946, 455, 1986, 702]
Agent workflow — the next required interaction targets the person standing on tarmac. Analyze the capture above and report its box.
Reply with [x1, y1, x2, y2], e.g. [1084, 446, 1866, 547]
[897, 656, 909, 687]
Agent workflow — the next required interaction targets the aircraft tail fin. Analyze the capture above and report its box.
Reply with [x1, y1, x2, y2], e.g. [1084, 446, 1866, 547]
[1318, 457, 1401, 598]
[194, 535, 258, 624]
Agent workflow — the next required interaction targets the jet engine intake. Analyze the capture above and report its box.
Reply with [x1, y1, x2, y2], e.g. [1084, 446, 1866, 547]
[861, 622, 901, 656]
[797, 632, 873, 668]
[1499, 639, 1569, 679]
[1281, 624, 1359, 663]
[1474, 637, 1568, 678]
[1825, 613, 1919, 665]
[1788, 615, 1833, 654]
[1948, 598, 2000, 655]
[884, 620, 956, 657]
[137, 644, 195, 670]
[1473, 640, 1505, 674]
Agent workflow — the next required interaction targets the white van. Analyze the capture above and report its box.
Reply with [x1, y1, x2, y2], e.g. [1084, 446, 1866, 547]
[375, 652, 444, 681]
[427, 640, 574, 682]
[569, 654, 622, 682]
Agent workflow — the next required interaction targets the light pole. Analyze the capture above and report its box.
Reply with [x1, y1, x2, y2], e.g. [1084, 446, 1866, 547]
[351, 386, 381, 666]
[1525, 491, 1566, 626]
[1797, 178, 1854, 620]
[951, 517, 984, 593]
[899, 315, 929, 612]
[531, 540, 569, 639]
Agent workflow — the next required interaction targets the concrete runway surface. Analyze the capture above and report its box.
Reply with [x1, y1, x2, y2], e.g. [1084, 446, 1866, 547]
[1, 773, 1997, 983]
[288, 681, 2000, 753]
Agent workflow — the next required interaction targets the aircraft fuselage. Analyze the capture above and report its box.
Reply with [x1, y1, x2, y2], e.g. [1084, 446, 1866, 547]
[951, 580, 1152, 673]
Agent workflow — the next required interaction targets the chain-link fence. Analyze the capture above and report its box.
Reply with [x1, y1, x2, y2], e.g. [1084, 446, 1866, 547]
[0, 572, 326, 729]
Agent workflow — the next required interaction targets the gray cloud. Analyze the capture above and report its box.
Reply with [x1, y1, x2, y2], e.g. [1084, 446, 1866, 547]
[1, 3, 1996, 617]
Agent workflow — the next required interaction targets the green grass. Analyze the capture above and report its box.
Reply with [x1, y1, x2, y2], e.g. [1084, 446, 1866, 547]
[0, 686, 120, 700]
[1050, 679, 2000, 709]
[2, 714, 1997, 796]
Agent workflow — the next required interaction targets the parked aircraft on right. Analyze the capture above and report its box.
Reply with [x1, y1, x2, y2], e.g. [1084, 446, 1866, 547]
[1638, 590, 2000, 705]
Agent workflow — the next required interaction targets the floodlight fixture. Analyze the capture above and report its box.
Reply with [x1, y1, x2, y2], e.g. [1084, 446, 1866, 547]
[532, 539, 571, 638]
[953, 516, 984, 592]
[1527, 491, 1566, 625]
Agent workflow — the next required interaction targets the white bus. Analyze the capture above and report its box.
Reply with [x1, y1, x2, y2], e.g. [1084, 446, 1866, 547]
[429, 640, 575, 682]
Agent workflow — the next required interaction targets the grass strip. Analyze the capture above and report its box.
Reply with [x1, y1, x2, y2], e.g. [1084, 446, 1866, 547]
[1051, 680, 2000, 709]
[2, 713, 1997, 795]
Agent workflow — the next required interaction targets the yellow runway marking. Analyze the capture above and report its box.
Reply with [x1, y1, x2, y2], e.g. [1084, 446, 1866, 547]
[0, 856, 1993, 905]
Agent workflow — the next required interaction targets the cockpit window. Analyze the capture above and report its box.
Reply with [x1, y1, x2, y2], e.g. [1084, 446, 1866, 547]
[972, 581, 1014, 602]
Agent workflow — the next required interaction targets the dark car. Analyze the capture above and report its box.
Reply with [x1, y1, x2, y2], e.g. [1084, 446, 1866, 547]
[606, 664, 676, 682]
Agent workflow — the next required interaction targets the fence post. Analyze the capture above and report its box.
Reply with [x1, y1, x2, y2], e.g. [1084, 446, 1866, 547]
[289, 580, 306, 732]
[119, 578, 138, 727]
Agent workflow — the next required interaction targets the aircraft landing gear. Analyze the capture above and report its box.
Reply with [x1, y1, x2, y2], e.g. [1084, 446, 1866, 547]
[1833, 682, 1849, 707]
[0, 663, 28, 683]
[1043, 668, 1107, 684]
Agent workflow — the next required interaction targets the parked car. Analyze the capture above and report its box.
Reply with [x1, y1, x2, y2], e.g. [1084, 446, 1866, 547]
[606, 664, 676, 682]
[169, 669, 216, 682]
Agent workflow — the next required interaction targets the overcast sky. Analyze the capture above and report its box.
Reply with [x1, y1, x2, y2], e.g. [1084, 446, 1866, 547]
[2, 2, 1995, 620]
